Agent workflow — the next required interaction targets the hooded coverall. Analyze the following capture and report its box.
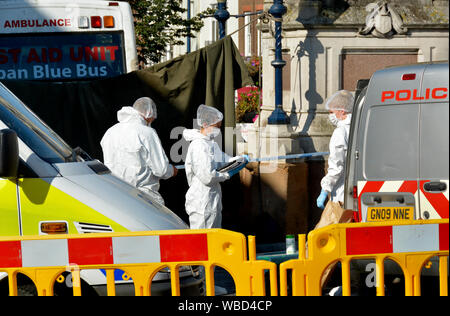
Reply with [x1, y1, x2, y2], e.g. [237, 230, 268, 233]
[100, 106, 173, 205]
[183, 128, 232, 229]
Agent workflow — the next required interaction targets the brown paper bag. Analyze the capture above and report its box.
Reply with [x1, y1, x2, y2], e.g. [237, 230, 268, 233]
[313, 201, 354, 288]
[314, 200, 354, 230]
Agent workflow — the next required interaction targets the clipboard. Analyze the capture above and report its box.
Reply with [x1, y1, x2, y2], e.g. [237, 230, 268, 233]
[217, 156, 246, 173]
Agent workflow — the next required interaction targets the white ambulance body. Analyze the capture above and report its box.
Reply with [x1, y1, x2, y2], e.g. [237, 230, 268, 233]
[0, 82, 203, 295]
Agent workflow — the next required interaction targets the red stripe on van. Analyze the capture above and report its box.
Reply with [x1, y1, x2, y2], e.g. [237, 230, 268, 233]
[398, 180, 418, 193]
[68, 237, 113, 265]
[159, 234, 208, 262]
[358, 181, 385, 222]
[346, 226, 393, 255]
[439, 223, 449, 251]
[0, 241, 22, 268]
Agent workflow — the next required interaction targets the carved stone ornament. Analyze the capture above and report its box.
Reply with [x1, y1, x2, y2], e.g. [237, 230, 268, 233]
[359, 1, 408, 38]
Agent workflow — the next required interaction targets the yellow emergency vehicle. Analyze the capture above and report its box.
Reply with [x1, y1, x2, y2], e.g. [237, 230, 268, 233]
[0, 82, 203, 295]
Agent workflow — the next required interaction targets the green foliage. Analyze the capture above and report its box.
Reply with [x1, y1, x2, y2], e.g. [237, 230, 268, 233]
[125, 0, 205, 64]
[236, 88, 261, 123]
[245, 56, 261, 87]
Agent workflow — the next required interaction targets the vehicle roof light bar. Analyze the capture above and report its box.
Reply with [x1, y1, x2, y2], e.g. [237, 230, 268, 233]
[402, 73, 416, 80]
[78, 16, 89, 28]
[103, 16, 115, 28]
[91, 16, 102, 28]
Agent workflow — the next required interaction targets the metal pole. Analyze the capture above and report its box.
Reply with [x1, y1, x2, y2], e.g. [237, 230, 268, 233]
[215, 0, 230, 39]
[268, 0, 290, 125]
[187, 0, 191, 53]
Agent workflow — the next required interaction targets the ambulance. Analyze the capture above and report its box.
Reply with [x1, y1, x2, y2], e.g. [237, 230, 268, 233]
[344, 61, 449, 223]
[0, 82, 203, 295]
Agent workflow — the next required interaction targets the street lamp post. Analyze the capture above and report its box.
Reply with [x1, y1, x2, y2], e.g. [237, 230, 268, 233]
[215, 0, 230, 39]
[268, 0, 290, 125]
[187, 0, 191, 53]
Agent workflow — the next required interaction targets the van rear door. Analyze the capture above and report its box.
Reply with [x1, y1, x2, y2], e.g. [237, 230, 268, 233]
[418, 63, 449, 219]
[355, 64, 425, 222]
[354, 63, 449, 222]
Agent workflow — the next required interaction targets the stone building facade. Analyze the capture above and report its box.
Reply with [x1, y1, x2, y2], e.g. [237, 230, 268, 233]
[238, 0, 265, 57]
[260, 0, 448, 153]
[235, 0, 448, 241]
[170, 1, 240, 59]
[171, 1, 264, 60]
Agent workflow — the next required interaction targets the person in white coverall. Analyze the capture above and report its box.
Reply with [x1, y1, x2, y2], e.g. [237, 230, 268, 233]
[317, 90, 354, 209]
[183, 104, 248, 229]
[100, 97, 177, 206]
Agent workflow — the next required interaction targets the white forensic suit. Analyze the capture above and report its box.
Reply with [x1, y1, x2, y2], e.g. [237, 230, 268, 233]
[320, 114, 352, 203]
[101, 106, 173, 205]
[183, 128, 232, 229]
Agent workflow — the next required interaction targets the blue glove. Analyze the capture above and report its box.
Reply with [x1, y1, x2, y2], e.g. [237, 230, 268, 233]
[316, 189, 328, 209]
[228, 165, 245, 177]
[227, 156, 249, 177]
[227, 155, 250, 177]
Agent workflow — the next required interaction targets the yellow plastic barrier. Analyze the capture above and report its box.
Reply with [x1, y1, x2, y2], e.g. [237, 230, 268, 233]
[1, 220, 447, 296]
[280, 219, 449, 296]
[0, 229, 277, 296]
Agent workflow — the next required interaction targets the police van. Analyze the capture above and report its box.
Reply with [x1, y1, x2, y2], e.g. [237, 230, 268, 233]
[335, 62, 449, 295]
[344, 61, 449, 223]
[0, 82, 203, 295]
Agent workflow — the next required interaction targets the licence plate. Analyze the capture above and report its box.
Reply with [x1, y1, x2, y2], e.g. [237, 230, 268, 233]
[367, 207, 414, 222]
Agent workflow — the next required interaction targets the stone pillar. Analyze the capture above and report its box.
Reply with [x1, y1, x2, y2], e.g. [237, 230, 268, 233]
[236, 122, 311, 242]
[232, 0, 330, 242]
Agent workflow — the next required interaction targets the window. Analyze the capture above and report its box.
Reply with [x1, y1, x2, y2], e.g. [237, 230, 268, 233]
[244, 13, 251, 57]
[419, 102, 449, 179]
[363, 104, 419, 180]
[0, 87, 73, 163]
[0, 32, 126, 81]
[211, 20, 219, 42]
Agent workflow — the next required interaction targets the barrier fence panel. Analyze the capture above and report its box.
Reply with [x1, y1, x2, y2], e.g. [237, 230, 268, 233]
[1, 220, 447, 296]
[0, 229, 277, 296]
[280, 219, 449, 296]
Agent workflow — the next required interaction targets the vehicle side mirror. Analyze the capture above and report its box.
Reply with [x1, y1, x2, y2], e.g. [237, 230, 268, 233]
[0, 129, 19, 178]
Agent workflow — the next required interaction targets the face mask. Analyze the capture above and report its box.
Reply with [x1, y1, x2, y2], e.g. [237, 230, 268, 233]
[207, 127, 221, 139]
[328, 113, 340, 126]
